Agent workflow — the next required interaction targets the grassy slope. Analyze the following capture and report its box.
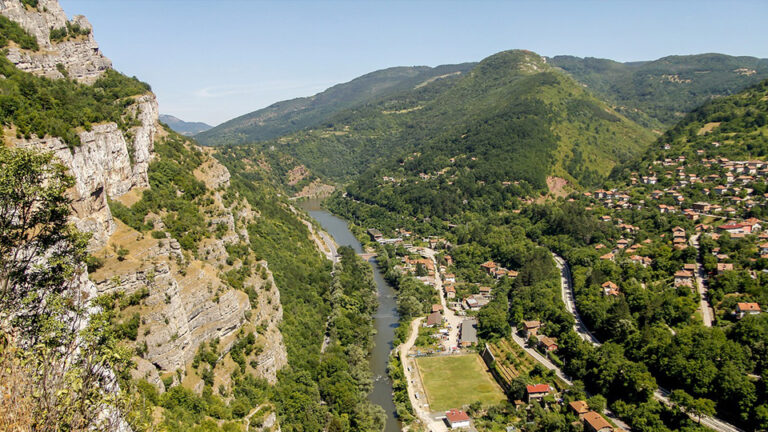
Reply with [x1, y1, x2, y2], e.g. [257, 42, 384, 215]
[612, 78, 768, 180]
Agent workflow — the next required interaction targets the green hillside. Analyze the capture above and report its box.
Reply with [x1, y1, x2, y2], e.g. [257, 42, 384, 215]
[550, 53, 768, 129]
[612, 78, 768, 182]
[195, 63, 475, 146]
[257, 50, 653, 191]
[656, 77, 768, 159]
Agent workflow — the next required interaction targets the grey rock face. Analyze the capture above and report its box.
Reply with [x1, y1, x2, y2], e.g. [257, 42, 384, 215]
[0, 0, 112, 83]
[18, 94, 158, 249]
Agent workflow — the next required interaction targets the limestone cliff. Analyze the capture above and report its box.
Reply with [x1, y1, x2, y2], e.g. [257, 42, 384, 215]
[18, 93, 158, 249]
[2, 0, 288, 399]
[0, 0, 111, 82]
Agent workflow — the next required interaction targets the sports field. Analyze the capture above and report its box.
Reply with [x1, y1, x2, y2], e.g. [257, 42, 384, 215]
[415, 354, 506, 411]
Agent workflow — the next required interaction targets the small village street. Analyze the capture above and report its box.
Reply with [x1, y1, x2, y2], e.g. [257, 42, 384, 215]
[420, 247, 463, 350]
[689, 234, 714, 327]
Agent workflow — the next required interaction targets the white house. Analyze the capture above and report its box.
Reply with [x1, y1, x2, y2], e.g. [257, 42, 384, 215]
[445, 409, 470, 428]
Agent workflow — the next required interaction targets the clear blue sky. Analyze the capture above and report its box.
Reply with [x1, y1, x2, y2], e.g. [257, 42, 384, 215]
[60, 0, 768, 126]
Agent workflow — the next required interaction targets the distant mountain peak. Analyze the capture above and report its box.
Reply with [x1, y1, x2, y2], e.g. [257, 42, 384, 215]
[159, 114, 212, 136]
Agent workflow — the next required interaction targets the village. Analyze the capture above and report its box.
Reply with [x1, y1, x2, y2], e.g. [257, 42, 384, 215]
[366, 228, 626, 432]
[357, 138, 766, 432]
[584, 153, 766, 324]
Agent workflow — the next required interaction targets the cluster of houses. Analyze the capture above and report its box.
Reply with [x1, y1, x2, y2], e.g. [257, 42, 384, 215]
[587, 155, 768, 220]
[597, 237, 653, 266]
[522, 320, 559, 352]
[441, 260, 519, 313]
[443, 386, 620, 430]
[481, 260, 520, 280]
[525, 386, 620, 432]
[584, 148, 768, 320]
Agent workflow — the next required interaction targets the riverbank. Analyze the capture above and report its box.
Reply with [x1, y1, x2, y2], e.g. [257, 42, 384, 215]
[298, 199, 402, 432]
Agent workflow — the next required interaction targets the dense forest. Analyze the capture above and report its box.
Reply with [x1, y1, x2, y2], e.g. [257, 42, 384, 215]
[212, 50, 652, 186]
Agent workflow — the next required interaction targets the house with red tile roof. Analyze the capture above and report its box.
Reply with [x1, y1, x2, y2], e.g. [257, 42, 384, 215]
[445, 409, 470, 429]
[569, 400, 590, 417]
[717, 263, 734, 274]
[674, 270, 694, 287]
[522, 320, 541, 338]
[537, 335, 558, 352]
[525, 384, 551, 402]
[602, 281, 619, 296]
[583, 411, 614, 432]
[736, 302, 761, 319]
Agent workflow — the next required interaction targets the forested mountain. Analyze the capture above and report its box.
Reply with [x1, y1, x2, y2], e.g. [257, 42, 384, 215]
[159, 113, 212, 135]
[611, 77, 768, 182]
[550, 53, 768, 129]
[227, 50, 653, 185]
[326, 75, 768, 432]
[195, 63, 475, 145]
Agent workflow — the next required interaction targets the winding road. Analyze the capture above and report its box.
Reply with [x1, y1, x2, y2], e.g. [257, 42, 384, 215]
[553, 254, 601, 346]
[551, 252, 742, 432]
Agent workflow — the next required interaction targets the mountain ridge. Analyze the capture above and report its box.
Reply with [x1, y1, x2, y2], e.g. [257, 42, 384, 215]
[549, 52, 768, 129]
[195, 62, 476, 145]
[159, 113, 212, 135]
[230, 49, 654, 188]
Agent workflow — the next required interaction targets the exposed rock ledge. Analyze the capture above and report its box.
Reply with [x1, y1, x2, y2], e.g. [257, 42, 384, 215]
[17, 94, 158, 249]
[0, 0, 112, 83]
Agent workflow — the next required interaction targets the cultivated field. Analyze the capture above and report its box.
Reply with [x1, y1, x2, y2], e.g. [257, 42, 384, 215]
[415, 354, 506, 411]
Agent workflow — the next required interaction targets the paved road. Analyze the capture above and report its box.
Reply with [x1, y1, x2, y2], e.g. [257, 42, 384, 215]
[553, 253, 601, 346]
[552, 252, 742, 432]
[509, 327, 631, 431]
[654, 388, 742, 432]
[689, 234, 713, 327]
[510, 327, 573, 384]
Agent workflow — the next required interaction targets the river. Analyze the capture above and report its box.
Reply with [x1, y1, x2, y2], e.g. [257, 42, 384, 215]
[298, 198, 401, 432]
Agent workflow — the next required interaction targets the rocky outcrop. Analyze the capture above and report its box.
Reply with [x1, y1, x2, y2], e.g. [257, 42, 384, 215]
[0, 0, 111, 83]
[248, 264, 288, 384]
[3, 0, 288, 414]
[17, 93, 158, 249]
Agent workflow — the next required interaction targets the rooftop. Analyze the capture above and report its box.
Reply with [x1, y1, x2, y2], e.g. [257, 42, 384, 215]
[526, 384, 550, 394]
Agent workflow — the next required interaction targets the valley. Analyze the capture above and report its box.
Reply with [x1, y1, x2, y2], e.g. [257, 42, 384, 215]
[1, 1, 767, 432]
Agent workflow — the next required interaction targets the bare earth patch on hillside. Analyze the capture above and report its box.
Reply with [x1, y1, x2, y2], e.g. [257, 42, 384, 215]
[293, 179, 335, 199]
[287, 165, 310, 186]
[546, 176, 569, 198]
[382, 106, 423, 115]
[698, 122, 721, 135]
[113, 187, 146, 207]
